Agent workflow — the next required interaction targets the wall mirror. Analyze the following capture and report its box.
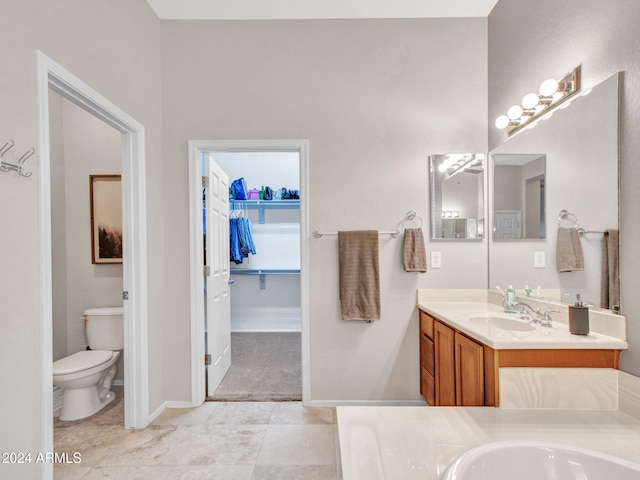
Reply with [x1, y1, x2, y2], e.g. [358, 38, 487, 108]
[429, 154, 485, 240]
[493, 153, 546, 240]
[489, 72, 619, 310]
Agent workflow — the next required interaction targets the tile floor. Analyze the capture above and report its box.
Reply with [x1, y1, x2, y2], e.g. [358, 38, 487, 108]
[54, 388, 343, 479]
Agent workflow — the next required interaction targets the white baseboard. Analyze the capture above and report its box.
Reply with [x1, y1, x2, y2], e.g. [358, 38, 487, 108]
[231, 329, 302, 333]
[147, 400, 196, 425]
[230, 306, 301, 331]
[304, 399, 428, 407]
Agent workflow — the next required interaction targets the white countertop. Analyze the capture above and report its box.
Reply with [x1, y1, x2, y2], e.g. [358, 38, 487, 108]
[337, 406, 640, 480]
[417, 301, 628, 350]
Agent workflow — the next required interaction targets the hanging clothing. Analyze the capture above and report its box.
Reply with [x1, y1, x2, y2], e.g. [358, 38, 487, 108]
[230, 217, 256, 264]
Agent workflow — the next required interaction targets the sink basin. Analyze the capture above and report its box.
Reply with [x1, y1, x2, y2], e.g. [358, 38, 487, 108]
[468, 316, 535, 332]
[440, 441, 640, 480]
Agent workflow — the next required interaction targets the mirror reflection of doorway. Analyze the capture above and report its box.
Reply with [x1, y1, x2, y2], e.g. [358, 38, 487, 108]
[494, 210, 522, 239]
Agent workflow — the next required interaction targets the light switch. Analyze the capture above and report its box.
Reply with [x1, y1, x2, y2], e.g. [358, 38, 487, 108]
[431, 252, 442, 269]
[534, 251, 545, 268]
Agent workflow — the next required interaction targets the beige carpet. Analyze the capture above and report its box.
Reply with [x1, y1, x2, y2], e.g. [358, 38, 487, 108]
[207, 332, 302, 402]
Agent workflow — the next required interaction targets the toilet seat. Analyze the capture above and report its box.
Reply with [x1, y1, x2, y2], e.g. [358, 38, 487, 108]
[53, 350, 114, 376]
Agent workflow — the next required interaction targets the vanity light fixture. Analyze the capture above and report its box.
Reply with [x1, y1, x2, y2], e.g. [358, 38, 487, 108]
[495, 65, 581, 135]
[441, 211, 459, 218]
[438, 154, 485, 177]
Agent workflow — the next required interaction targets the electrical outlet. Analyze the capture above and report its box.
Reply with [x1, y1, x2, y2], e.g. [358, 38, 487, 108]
[431, 252, 442, 269]
[534, 251, 545, 268]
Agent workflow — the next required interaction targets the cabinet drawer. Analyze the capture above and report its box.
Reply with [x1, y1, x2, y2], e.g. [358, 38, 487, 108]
[420, 366, 435, 406]
[419, 310, 434, 339]
[420, 334, 435, 376]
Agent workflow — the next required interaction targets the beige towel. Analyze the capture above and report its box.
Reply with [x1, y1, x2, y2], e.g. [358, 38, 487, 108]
[403, 228, 427, 273]
[338, 230, 380, 321]
[556, 227, 584, 272]
[601, 229, 620, 310]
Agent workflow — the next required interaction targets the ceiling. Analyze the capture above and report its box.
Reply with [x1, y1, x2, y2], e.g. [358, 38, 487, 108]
[145, 0, 500, 20]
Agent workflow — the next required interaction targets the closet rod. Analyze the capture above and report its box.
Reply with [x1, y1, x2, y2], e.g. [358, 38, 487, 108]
[313, 229, 400, 238]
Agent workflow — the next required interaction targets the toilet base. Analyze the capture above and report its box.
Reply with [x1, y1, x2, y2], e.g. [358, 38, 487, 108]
[58, 364, 118, 421]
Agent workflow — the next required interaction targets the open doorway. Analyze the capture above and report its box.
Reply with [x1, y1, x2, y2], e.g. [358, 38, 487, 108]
[205, 151, 302, 401]
[188, 140, 310, 406]
[48, 91, 125, 421]
[36, 51, 150, 477]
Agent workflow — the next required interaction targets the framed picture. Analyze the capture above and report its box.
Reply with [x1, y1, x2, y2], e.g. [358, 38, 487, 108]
[90, 174, 123, 264]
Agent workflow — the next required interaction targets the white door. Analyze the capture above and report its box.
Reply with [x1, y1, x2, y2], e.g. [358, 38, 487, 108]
[205, 155, 231, 395]
[494, 210, 522, 239]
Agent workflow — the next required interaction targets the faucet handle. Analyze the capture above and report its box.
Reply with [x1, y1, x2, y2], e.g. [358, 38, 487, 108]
[541, 310, 560, 327]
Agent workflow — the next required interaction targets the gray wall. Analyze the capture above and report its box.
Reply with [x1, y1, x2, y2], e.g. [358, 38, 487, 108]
[488, 0, 640, 375]
[161, 19, 488, 402]
[0, 1, 163, 477]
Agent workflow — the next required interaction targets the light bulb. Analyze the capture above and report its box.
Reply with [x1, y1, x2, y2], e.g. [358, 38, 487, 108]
[539, 78, 559, 96]
[507, 105, 523, 120]
[495, 115, 509, 129]
[522, 93, 540, 110]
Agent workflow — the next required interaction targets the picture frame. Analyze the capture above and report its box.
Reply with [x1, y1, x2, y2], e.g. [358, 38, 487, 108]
[90, 174, 123, 264]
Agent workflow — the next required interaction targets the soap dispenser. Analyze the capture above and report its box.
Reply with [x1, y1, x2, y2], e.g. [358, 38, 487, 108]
[568, 294, 589, 335]
[504, 285, 517, 313]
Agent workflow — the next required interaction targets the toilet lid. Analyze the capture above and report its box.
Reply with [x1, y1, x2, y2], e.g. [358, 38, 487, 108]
[53, 350, 114, 375]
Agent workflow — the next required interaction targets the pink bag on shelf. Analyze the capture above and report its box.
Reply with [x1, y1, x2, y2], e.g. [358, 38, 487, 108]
[248, 188, 260, 200]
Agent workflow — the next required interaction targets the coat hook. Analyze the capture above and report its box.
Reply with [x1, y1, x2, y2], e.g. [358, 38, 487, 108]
[0, 140, 34, 178]
[0, 140, 15, 157]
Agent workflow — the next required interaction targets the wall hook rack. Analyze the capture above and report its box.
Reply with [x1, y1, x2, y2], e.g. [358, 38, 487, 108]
[1, 140, 35, 178]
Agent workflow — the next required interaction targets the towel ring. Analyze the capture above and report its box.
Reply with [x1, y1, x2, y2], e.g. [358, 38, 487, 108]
[558, 209, 579, 228]
[395, 210, 423, 232]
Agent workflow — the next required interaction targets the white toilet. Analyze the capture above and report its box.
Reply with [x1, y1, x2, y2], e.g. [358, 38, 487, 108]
[53, 306, 123, 421]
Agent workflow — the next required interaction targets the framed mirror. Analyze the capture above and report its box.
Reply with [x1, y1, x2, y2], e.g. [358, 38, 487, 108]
[492, 153, 545, 240]
[429, 154, 485, 240]
[489, 72, 619, 310]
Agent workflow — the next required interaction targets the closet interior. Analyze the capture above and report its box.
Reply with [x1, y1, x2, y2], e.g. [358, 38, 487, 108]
[204, 151, 302, 401]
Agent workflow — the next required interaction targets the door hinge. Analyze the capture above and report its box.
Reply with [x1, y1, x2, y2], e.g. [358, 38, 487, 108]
[123, 291, 129, 300]
[205, 354, 212, 366]
[203, 265, 211, 277]
[202, 176, 209, 188]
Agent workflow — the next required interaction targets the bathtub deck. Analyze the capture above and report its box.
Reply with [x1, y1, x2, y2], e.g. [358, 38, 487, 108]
[337, 406, 640, 480]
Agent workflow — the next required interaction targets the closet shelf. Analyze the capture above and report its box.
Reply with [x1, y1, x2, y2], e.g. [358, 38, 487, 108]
[230, 268, 300, 290]
[230, 268, 300, 275]
[230, 199, 300, 224]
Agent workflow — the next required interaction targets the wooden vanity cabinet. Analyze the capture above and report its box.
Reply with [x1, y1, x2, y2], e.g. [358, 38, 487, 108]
[419, 308, 620, 407]
[420, 310, 487, 406]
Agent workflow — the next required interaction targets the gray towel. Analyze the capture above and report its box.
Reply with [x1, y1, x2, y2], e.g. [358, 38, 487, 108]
[338, 230, 380, 321]
[556, 227, 584, 272]
[601, 229, 620, 310]
[403, 228, 427, 273]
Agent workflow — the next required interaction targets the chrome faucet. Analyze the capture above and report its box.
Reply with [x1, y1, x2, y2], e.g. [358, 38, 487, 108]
[540, 310, 560, 328]
[517, 302, 541, 323]
[517, 302, 560, 327]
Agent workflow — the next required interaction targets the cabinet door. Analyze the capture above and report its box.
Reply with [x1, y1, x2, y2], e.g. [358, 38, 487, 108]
[434, 321, 456, 406]
[455, 332, 484, 406]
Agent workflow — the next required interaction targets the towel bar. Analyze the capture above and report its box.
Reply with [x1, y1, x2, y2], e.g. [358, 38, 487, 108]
[313, 230, 400, 238]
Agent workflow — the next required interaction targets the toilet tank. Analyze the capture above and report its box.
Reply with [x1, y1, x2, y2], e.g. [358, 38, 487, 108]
[84, 307, 124, 350]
